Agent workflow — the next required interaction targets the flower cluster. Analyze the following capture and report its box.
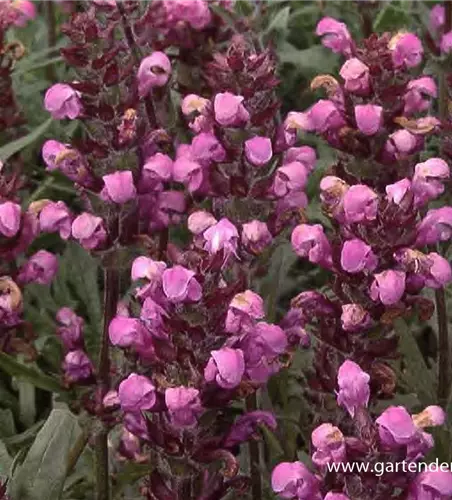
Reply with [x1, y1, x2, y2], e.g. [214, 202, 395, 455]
[271, 360, 452, 499]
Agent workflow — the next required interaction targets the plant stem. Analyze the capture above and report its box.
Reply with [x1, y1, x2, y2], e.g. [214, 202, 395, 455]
[45, 1, 57, 82]
[95, 268, 119, 500]
[246, 392, 262, 500]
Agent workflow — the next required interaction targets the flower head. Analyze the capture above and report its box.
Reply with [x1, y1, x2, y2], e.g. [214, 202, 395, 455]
[137, 52, 171, 97]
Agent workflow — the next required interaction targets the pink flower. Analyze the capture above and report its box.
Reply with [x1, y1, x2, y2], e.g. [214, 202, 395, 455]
[339, 58, 370, 94]
[272, 162, 309, 197]
[291, 224, 332, 267]
[354, 104, 383, 136]
[164, 0, 212, 30]
[191, 132, 226, 165]
[142, 153, 173, 188]
[336, 360, 370, 417]
[204, 347, 245, 389]
[386, 178, 413, 209]
[424, 252, 452, 288]
[311, 423, 346, 467]
[203, 218, 239, 258]
[430, 4, 445, 32]
[44, 83, 82, 120]
[408, 470, 452, 500]
[412, 405, 446, 428]
[39, 201, 72, 239]
[11, 0, 36, 26]
[63, 350, 93, 382]
[18, 250, 58, 285]
[0, 201, 21, 238]
[137, 52, 171, 97]
[131, 256, 166, 282]
[416, 207, 452, 246]
[370, 270, 406, 305]
[283, 146, 317, 172]
[102, 171, 136, 204]
[320, 176, 349, 220]
[71, 213, 107, 250]
[386, 130, 419, 157]
[165, 386, 203, 427]
[441, 31, 452, 54]
[271, 461, 321, 499]
[316, 17, 353, 56]
[341, 304, 371, 332]
[181, 94, 209, 115]
[244, 136, 273, 166]
[324, 494, 350, 500]
[340, 239, 377, 273]
[241, 220, 273, 254]
[343, 184, 378, 224]
[162, 265, 202, 303]
[412, 158, 450, 206]
[56, 307, 84, 351]
[404, 77, 437, 115]
[308, 100, 345, 133]
[213, 92, 250, 127]
[376, 406, 418, 447]
[225, 290, 265, 334]
[118, 373, 156, 412]
[173, 157, 204, 192]
[187, 211, 217, 235]
[391, 33, 423, 68]
[108, 317, 145, 348]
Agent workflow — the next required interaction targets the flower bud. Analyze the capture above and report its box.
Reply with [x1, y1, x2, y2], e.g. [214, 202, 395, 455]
[272, 162, 309, 197]
[283, 146, 317, 172]
[213, 92, 249, 127]
[416, 207, 452, 246]
[430, 4, 445, 31]
[309, 99, 345, 133]
[137, 52, 171, 97]
[341, 304, 371, 332]
[0, 201, 21, 238]
[118, 373, 156, 412]
[244, 136, 273, 166]
[441, 31, 452, 54]
[203, 218, 239, 258]
[63, 350, 93, 382]
[204, 347, 245, 389]
[354, 104, 383, 136]
[316, 17, 353, 56]
[291, 224, 332, 267]
[409, 471, 452, 499]
[11, 0, 36, 26]
[339, 58, 370, 94]
[385, 178, 413, 210]
[337, 360, 370, 417]
[56, 307, 84, 350]
[191, 132, 226, 165]
[108, 316, 145, 348]
[173, 157, 204, 192]
[343, 184, 378, 224]
[102, 171, 136, 204]
[71, 213, 107, 250]
[241, 220, 273, 254]
[412, 158, 450, 206]
[376, 406, 417, 446]
[165, 386, 203, 427]
[404, 77, 437, 115]
[44, 83, 82, 120]
[18, 250, 58, 285]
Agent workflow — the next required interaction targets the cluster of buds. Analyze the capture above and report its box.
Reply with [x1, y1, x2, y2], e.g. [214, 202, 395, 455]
[280, 17, 452, 414]
[272, 360, 452, 500]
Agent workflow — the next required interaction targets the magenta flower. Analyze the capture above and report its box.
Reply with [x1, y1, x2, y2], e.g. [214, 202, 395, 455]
[118, 373, 156, 412]
[63, 350, 93, 382]
[386, 178, 413, 209]
[241, 220, 273, 254]
[173, 157, 204, 192]
[244, 136, 273, 166]
[339, 58, 370, 94]
[273, 162, 309, 197]
[291, 224, 332, 267]
[44, 83, 82, 120]
[56, 307, 84, 351]
[412, 158, 450, 206]
[162, 265, 202, 303]
[108, 316, 145, 348]
[71, 213, 107, 250]
[404, 77, 437, 115]
[340, 239, 377, 273]
[391, 33, 423, 68]
[370, 270, 406, 305]
[187, 211, 217, 235]
[225, 290, 265, 334]
[39, 201, 72, 240]
[343, 184, 378, 224]
[102, 171, 136, 204]
[191, 132, 226, 165]
[164, 386, 203, 427]
[18, 250, 58, 285]
[316, 17, 353, 56]
[213, 92, 250, 127]
[203, 218, 239, 258]
[271, 461, 321, 499]
[311, 423, 346, 467]
[416, 207, 452, 246]
[408, 470, 452, 500]
[204, 347, 245, 389]
[137, 52, 171, 97]
[308, 100, 345, 133]
[0, 201, 21, 238]
[354, 104, 383, 136]
[336, 360, 370, 417]
[341, 304, 371, 332]
[376, 406, 418, 447]
[224, 411, 277, 448]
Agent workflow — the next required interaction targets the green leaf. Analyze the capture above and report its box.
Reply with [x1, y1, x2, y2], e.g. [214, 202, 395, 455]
[9, 409, 81, 500]
[265, 6, 291, 35]
[0, 441, 12, 478]
[0, 409, 16, 439]
[0, 117, 53, 162]
[0, 352, 64, 394]
[278, 43, 339, 75]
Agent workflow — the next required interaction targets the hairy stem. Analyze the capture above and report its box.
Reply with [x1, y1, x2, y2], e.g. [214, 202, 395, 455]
[246, 392, 262, 500]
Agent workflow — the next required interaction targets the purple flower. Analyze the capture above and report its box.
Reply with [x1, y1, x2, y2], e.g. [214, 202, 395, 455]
[339, 58, 370, 94]
[191, 132, 226, 165]
[391, 33, 423, 68]
[283, 146, 317, 172]
[131, 256, 166, 282]
[244, 136, 273, 166]
[416, 207, 452, 246]
[376, 406, 418, 447]
[140, 297, 168, 338]
[204, 347, 245, 389]
[273, 162, 309, 197]
[39, 201, 72, 239]
[214, 92, 250, 127]
[241, 220, 273, 254]
[44, 83, 82, 120]
[162, 265, 202, 303]
[441, 31, 452, 54]
[370, 270, 406, 305]
[137, 52, 171, 97]
[203, 218, 239, 258]
[412, 158, 449, 206]
[118, 373, 156, 412]
[71, 213, 107, 250]
[56, 307, 84, 350]
[291, 224, 332, 267]
[173, 157, 204, 192]
[385, 130, 419, 159]
[18, 250, 58, 285]
[343, 185, 378, 224]
[354, 104, 383, 136]
[165, 386, 203, 428]
[408, 470, 452, 500]
[0, 201, 21, 238]
[404, 77, 437, 115]
[188, 211, 217, 235]
[271, 461, 321, 499]
[63, 350, 93, 382]
[225, 290, 265, 334]
[308, 100, 345, 133]
[142, 153, 173, 188]
[424, 253, 452, 288]
[224, 411, 277, 448]
[311, 423, 346, 467]
[341, 304, 371, 332]
[430, 4, 445, 31]
[340, 239, 377, 273]
[102, 171, 137, 204]
[108, 316, 145, 348]
[386, 178, 413, 209]
[247, 322, 288, 361]
[316, 17, 353, 56]
[336, 360, 370, 417]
